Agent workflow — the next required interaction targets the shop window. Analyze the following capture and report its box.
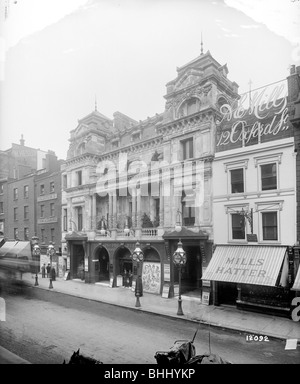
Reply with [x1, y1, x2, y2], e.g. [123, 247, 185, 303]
[261, 163, 277, 191]
[230, 168, 244, 193]
[262, 212, 278, 241]
[231, 213, 245, 240]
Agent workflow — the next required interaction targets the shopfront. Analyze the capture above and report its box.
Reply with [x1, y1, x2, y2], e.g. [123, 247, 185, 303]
[202, 245, 294, 316]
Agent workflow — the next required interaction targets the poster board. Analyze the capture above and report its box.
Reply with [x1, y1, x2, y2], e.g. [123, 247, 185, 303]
[63, 271, 70, 281]
[162, 284, 170, 298]
[202, 291, 210, 306]
[173, 284, 179, 297]
[163, 263, 170, 282]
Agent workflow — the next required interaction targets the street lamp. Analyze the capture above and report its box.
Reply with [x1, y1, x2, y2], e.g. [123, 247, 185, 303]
[31, 236, 41, 287]
[131, 242, 144, 308]
[173, 239, 187, 316]
[47, 242, 56, 289]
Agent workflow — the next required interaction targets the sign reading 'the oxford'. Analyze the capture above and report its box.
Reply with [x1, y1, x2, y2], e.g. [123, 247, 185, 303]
[201, 246, 287, 287]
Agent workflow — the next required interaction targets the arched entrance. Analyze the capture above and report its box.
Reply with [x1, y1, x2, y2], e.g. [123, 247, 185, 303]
[94, 246, 109, 282]
[114, 247, 132, 287]
[142, 247, 161, 294]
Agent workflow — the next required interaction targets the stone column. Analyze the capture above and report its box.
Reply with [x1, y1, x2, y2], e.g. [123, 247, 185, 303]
[132, 190, 137, 228]
[108, 194, 113, 228]
[112, 193, 117, 229]
[159, 182, 164, 227]
[136, 187, 141, 228]
[92, 193, 97, 230]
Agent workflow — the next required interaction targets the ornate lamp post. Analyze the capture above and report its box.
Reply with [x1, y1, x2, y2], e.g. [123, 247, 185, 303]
[47, 242, 56, 289]
[173, 239, 187, 315]
[31, 236, 41, 287]
[131, 242, 144, 308]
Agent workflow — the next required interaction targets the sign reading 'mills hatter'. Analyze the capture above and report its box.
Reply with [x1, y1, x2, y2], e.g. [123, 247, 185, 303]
[216, 81, 292, 151]
[201, 246, 287, 286]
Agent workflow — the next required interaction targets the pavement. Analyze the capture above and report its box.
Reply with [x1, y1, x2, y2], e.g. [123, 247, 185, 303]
[1, 272, 300, 364]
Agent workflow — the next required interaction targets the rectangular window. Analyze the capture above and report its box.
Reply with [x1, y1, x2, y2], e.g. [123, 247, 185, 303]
[41, 229, 45, 243]
[232, 213, 245, 240]
[230, 169, 244, 193]
[63, 209, 68, 231]
[50, 181, 55, 193]
[51, 228, 55, 243]
[77, 171, 82, 186]
[50, 203, 55, 217]
[261, 163, 277, 191]
[24, 205, 29, 220]
[40, 184, 45, 195]
[63, 174, 68, 189]
[13, 188, 18, 200]
[24, 227, 29, 241]
[262, 212, 278, 240]
[40, 205, 44, 218]
[0, 202, 3, 214]
[24, 185, 29, 198]
[77, 207, 83, 231]
[182, 203, 195, 226]
[14, 207, 18, 221]
[14, 228, 18, 240]
[0, 184, 3, 194]
[182, 138, 194, 160]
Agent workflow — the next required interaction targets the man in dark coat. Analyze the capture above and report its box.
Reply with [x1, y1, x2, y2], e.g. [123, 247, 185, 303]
[46, 263, 51, 278]
[41, 264, 46, 278]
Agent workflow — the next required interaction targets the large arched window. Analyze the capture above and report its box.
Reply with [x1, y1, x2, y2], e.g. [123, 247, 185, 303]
[178, 97, 200, 118]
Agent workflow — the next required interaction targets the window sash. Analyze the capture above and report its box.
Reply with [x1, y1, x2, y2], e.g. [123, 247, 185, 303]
[230, 169, 244, 193]
[261, 163, 277, 191]
[231, 213, 245, 239]
[262, 212, 278, 240]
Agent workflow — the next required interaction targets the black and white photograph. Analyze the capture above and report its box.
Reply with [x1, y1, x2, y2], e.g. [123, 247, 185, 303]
[0, 0, 299, 369]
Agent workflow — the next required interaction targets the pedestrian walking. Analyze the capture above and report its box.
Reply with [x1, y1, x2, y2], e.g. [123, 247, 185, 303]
[41, 263, 46, 278]
[46, 263, 51, 278]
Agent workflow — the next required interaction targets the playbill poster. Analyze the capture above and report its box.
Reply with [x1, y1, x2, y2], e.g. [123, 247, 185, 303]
[142, 262, 161, 294]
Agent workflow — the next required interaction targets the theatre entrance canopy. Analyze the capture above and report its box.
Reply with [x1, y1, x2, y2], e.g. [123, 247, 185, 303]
[201, 245, 288, 287]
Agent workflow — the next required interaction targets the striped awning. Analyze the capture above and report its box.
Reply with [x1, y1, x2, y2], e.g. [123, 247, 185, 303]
[201, 245, 287, 287]
[0, 241, 31, 259]
[291, 267, 300, 291]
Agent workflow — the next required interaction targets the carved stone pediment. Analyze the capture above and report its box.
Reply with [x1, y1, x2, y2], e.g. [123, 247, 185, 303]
[174, 68, 204, 91]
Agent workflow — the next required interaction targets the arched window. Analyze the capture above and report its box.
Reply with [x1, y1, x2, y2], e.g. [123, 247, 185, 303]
[178, 97, 200, 118]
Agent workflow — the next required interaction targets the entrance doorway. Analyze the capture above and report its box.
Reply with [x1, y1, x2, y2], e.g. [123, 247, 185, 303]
[115, 247, 132, 287]
[217, 282, 237, 305]
[95, 247, 109, 282]
[173, 244, 201, 294]
[72, 244, 85, 280]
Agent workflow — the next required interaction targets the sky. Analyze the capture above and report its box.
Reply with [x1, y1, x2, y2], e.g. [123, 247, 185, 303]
[0, 0, 299, 160]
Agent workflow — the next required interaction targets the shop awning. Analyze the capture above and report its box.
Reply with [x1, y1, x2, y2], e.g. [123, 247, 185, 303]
[0, 241, 31, 259]
[291, 267, 300, 291]
[201, 245, 287, 287]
